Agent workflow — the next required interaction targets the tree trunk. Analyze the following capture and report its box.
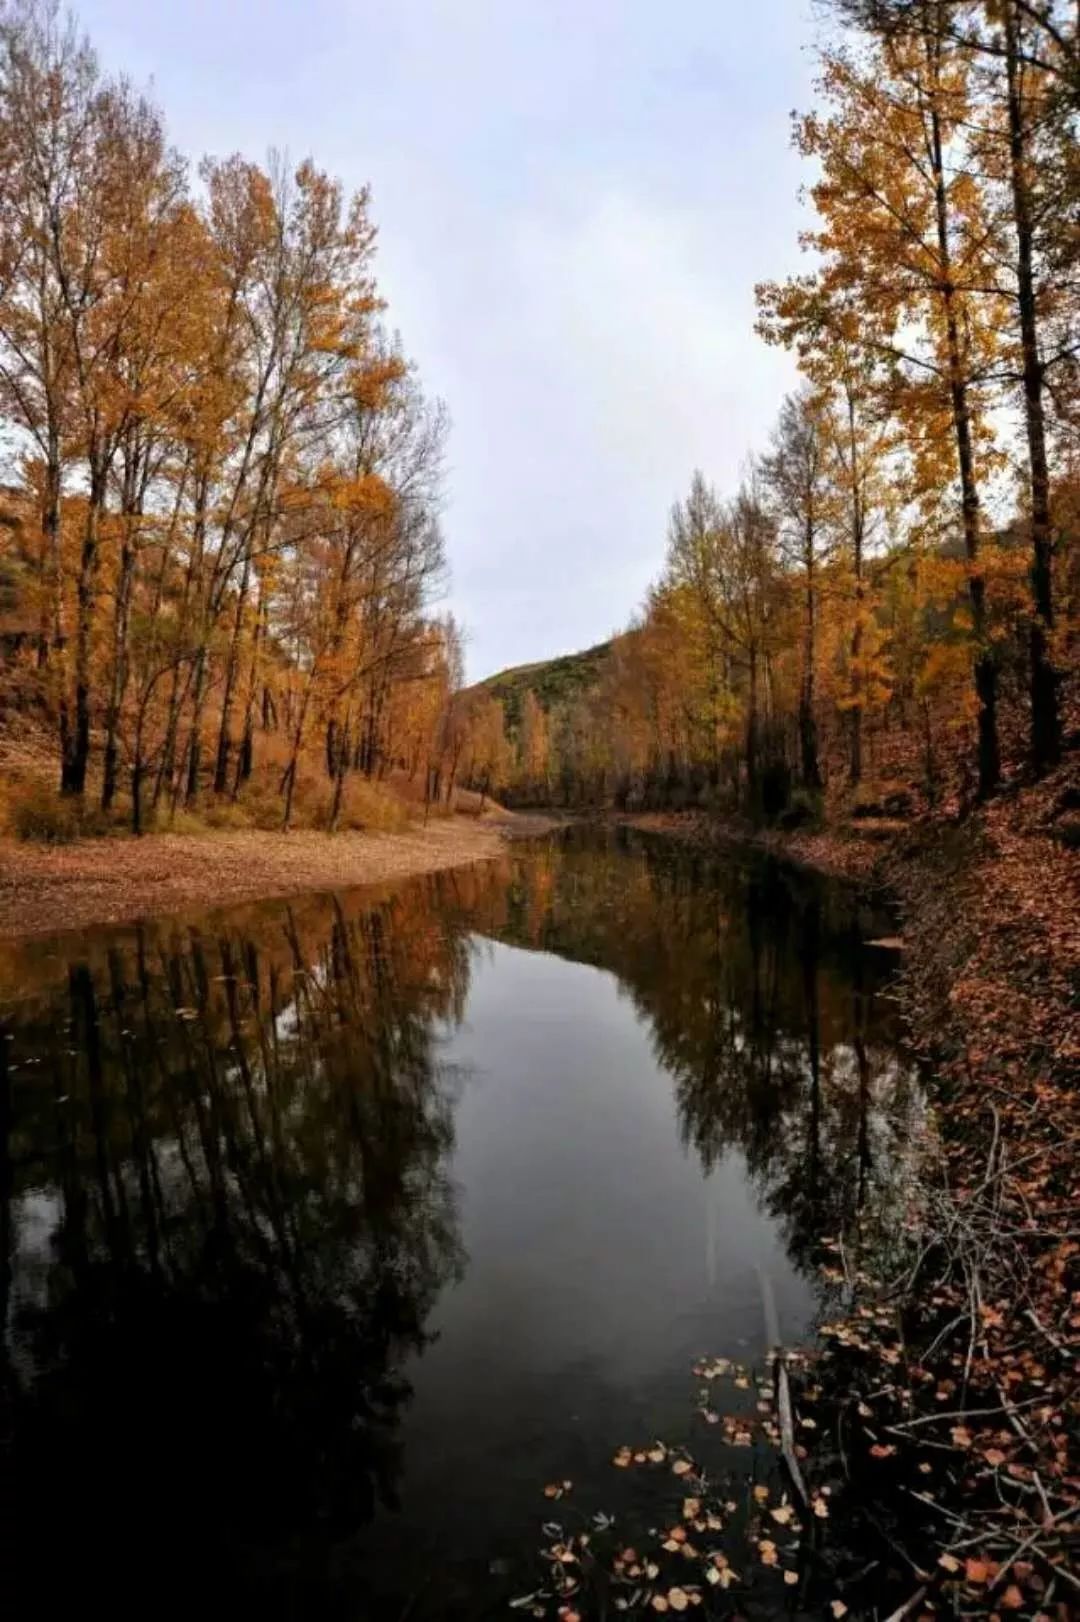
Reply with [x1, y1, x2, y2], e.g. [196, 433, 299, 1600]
[925, 26, 1001, 794]
[1003, 0, 1060, 773]
[64, 467, 106, 796]
[102, 532, 136, 811]
[800, 534, 822, 790]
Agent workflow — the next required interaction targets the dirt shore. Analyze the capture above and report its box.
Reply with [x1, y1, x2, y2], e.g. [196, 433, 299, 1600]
[0, 809, 558, 942]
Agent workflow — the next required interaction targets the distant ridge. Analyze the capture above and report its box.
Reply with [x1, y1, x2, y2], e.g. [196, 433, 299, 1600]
[465, 641, 612, 732]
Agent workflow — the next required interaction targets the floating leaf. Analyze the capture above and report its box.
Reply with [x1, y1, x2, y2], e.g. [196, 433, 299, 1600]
[784, 1570, 799, 1586]
[667, 1591, 689, 1613]
[671, 1458, 693, 1477]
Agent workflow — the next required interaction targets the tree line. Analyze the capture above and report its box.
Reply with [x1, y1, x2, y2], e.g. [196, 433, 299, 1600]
[0, 0, 477, 832]
[494, 0, 1077, 818]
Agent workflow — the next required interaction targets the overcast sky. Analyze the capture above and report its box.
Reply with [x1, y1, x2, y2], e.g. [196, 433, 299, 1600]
[78, 0, 820, 681]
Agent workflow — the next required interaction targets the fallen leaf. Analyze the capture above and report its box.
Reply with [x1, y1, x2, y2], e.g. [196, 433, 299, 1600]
[671, 1459, 693, 1477]
[964, 1559, 989, 1585]
[784, 1571, 799, 1586]
[651, 1599, 669, 1614]
[667, 1591, 689, 1614]
[938, 1552, 961, 1574]
[753, 1485, 769, 1503]
[770, 1505, 795, 1526]
[831, 1603, 848, 1619]
[1000, 1585, 1024, 1611]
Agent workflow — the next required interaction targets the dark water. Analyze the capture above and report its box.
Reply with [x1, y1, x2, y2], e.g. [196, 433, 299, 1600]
[0, 828, 919, 1618]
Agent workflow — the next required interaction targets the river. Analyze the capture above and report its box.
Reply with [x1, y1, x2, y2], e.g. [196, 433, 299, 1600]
[0, 827, 920, 1618]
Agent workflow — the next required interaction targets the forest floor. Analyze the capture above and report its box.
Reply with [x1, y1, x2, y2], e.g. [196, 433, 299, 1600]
[626, 770, 1080, 1610]
[0, 805, 557, 941]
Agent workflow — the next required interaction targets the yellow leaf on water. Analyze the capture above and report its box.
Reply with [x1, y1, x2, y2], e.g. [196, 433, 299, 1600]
[671, 1458, 693, 1476]
[770, 1505, 794, 1526]
[753, 1485, 769, 1503]
[784, 1571, 799, 1586]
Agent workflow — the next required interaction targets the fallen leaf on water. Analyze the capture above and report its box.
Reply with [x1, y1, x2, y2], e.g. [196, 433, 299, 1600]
[671, 1458, 693, 1477]
[784, 1571, 799, 1586]
[647, 1445, 666, 1464]
[770, 1505, 794, 1526]
[651, 1598, 669, 1614]
[938, 1552, 961, 1574]
[543, 1484, 562, 1499]
[612, 1448, 632, 1468]
[831, 1604, 848, 1619]
[667, 1590, 689, 1613]
[753, 1484, 769, 1503]
[812, 1496, 829, 1519]
[682, 1497, 701, 1519]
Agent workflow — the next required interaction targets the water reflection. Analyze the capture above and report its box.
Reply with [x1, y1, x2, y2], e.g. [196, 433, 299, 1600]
[0, 829, 917, 1617]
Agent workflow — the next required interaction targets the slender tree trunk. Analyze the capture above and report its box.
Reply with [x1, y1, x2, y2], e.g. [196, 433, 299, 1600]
[800, 532, 821, 790]
[214, 546, 252, 794]
[64, 465, 107, 797]
[1003, 0, 1060, 773]
[102, 529, 136, 811]
[925, 28, 1001, 794]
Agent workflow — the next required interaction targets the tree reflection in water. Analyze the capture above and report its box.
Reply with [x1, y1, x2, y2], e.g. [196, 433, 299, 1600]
[0, 880, 472, 1616]
[0, 830, 918, 1618]
[487, 828, 921, 1279]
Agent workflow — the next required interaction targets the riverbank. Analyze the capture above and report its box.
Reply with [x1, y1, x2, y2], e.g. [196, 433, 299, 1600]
[0, 808, 558, 941]
[630, 774, 1080, 1602]
[617, 808, 893, 885]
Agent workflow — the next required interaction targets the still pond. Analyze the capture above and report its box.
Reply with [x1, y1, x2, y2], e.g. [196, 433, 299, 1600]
[0, 828, 920, 1618]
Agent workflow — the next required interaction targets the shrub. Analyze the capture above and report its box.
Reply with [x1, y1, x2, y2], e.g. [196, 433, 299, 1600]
[7, 782, 111, 843]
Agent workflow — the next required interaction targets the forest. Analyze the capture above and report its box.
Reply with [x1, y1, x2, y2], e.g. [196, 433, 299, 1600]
[0, 1, 1075, 837]
[0, 0, 501, 836]
[491, 0, 1078, 824]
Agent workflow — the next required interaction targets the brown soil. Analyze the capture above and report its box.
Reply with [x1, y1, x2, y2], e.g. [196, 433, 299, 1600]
[0, 807, 559, 942]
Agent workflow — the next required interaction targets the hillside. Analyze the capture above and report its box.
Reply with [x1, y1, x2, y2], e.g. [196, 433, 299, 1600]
[466, 640, 611, 733]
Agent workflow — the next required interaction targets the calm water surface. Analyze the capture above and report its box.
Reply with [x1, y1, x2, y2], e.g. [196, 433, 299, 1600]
[0, 829, 918, 1618]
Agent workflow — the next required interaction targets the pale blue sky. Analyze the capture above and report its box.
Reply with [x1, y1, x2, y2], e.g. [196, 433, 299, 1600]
[79, 0, 820, 680]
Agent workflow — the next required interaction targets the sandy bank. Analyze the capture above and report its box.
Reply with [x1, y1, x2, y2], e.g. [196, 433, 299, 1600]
[0, 809, 558, 942]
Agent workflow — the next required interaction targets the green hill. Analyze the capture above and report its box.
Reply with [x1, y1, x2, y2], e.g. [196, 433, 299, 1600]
[468, 641, 612, 733]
